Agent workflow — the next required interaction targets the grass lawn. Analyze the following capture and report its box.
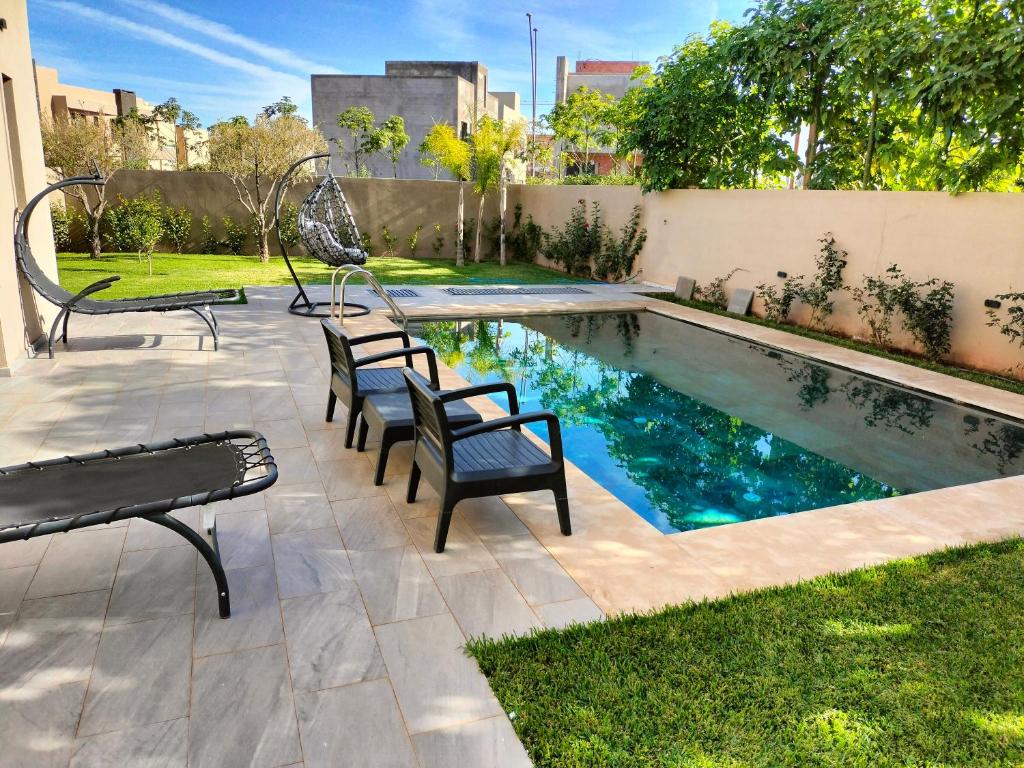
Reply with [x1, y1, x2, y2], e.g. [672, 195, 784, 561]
[56, 252, 579, 299]
[468, 539, 1024, 767]
[650, 293, 1024, 397]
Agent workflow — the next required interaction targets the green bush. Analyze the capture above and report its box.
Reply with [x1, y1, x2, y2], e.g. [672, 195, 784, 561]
[221, 216, 248, 255]
[431, 223, 445, 257]
[200, 215, 220, 253]
[987, 291, 1024, 374]
[697, 268, 743, 309]
[359, 231, 375, 257]
[162, 206, 192, 253]
[50, 203, 82, 251]
[104, 192, 163, 274]
[380, 225, 398, 257]
[505, 204, 544, 263]
[462, 218, 476, 261]
[406, 225, 423, 257]
[543, 200, 603, 277]
[757, 234, 848, 328]
[593, 204, 646, 281]
[278, 201, 301, 250]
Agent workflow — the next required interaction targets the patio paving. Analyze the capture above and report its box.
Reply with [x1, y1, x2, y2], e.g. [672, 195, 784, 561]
[2, 283, 1023, 767]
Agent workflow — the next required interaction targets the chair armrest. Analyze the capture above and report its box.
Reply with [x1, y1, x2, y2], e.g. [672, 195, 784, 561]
[451, 411, 563, 460]
[355, 346, 439, 388]
[438, 382, 519, 415]
[346, 330, 410, 348]
[67, 275, 121, 304]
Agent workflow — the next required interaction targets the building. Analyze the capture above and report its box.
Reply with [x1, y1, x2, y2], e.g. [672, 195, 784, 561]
[34, 64, 208, 169]
[1, 1, 58, 373]
[554, 57, 648, 176]
[311, 61, 525, 180]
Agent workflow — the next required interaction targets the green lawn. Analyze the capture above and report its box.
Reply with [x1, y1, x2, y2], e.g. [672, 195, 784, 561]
[56, 252, 580, 299]
[651, 293, 1024, 397]
[468, 540, 1024, 767]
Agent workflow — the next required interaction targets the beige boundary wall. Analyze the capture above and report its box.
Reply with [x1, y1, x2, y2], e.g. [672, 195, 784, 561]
[71, 170, 1023, 374]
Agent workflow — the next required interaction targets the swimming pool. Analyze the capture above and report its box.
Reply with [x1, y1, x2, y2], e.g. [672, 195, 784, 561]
[410, 312, 1024, 534]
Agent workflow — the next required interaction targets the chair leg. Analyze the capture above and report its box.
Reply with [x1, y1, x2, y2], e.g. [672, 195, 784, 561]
[186, 306, 218, 351]
[148, 512, 231, 618]
[61, 310, 71, 344]
[374, 434, 394, 486]
[554, 478, 572, 536]
[434, 493, 457, 553]
[344, 398, 362, 449]
[406, 460, 421, 503]
[326, 390, 337, 422]
[47, 308, 66, 359]
[356, 418, 370, 452]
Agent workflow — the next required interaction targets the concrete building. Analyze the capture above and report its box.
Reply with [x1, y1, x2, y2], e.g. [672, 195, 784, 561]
[312, 61, 524, 180]
[0, 1, 58, 374]
[34, 64, 208, 169]
[554, 57, 648, 175]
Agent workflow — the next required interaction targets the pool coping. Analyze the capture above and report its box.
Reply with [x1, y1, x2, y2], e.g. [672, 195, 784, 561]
[349, 288, 1024, 616]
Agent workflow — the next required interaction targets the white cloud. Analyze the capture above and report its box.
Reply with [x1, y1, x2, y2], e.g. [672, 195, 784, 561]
[117, 0, 341, 75]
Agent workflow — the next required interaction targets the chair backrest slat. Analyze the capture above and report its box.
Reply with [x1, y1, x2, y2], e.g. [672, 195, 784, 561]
[404, 368, 452, 467]
[321, 320, 358, 383]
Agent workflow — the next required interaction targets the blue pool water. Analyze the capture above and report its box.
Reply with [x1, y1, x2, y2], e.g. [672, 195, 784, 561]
[411, 312, 1024, 534]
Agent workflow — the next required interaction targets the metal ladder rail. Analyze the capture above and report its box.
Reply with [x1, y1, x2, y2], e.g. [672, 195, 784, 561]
[329, 265, 408, 329]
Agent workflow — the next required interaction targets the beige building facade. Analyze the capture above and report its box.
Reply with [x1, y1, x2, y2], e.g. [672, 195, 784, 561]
[35, 63, 208, 169]
[0, 0, 58, 375]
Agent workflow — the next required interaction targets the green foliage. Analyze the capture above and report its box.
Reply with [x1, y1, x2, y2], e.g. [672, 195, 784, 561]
[593, 205, 647, 281]
[431, 223, 445, 257]
[757, 234, 848, 327]
[533, 172, 639, 186]
[162, 206, 192, 253]
[987, 292, 1024, 373]
[221, 216, 249, 255]
[200, 215, 220, 253]
[505, 204, 544, 263]
[851, 269, 905, 348]
[481, 216, 502, 260]
[335, 106, 377, 176]
[379, 115, 410, 178]
[380, 225, 398, 257]
[406, 225, 423, 257]
[544, 86, 617, 171]
[542, 200, 604, 277]
[359, 231, 375, 258]
[462, 218, 476, 261]
[469, 539, 1024, 767]
[103, 192, 163, 274]
[50, 203, 82, 251]
[698, 268, 743, 309]
[277, 201, 301, 249]
[759, 280, 802, 323]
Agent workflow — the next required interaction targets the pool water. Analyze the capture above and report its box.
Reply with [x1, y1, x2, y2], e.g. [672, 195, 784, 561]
[411, 312, 1024, 534]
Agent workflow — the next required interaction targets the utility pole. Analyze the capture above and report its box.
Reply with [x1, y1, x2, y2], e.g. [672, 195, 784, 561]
[526, 12, 537, 177]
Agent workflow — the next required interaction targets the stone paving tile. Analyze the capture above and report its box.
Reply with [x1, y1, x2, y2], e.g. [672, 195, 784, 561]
[265, 482, 336, 535]
[535, 597, 606, 630]
[105, 546, 196, 626]
[295, 679, 418, 768]
[217, 508, 273, 571]
[349, 545, 448, 626]
[413, 715, 532, 768]
[375, 613, 504, 734]
[26, 528, 126, 599]
[78, 613, 193, 736]
[194, 563, 283, 656]
[0, 565, 35, 643]
[70, 718, 188, 768]
[405, 516, 500, 578]
[332, 494, 410, 551]
[0, 680, 88, 768]
[436, 568, 542, 640]
[189, 644, 302, 768]
[272, 526, 354, 599]
[123, 509, 201, 552]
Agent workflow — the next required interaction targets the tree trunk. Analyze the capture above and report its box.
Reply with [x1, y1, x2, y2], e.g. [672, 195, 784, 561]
[88, 212, 103, 259]
[499, 174, 507, 267]
[803, 121, 818, 189]
[456, 182, 465, 267]
[258, 220, 270, 263]
[862, 91, 880, 188]
[475, 193, 485, 263]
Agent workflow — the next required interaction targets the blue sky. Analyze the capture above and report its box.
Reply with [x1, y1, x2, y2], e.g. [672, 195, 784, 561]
[27, 0, 750, 127]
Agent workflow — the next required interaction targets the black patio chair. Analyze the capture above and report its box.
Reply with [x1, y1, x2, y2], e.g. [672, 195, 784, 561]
[0, 431, 277, 619]
[403, 368, 573, 553]
[15, 174, 239, 358]
[321, 319, 439, 448]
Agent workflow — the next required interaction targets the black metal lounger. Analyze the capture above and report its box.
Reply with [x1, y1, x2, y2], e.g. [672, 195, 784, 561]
[15, 174, 240, 358]
[0, 431, 277, 618]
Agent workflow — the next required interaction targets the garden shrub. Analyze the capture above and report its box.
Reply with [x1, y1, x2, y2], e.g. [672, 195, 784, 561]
[593, 204, 647, 281]
[221, 216, 248, 255]
[278, 201, 301, 250]
[104, 192, 163, 274]
[851, 267, 904, 349]
[359, 231, 375, 257]
[699, 268, 743, 309]
[987, 292, 1024, 375]
[756, 233, 847, 327]
[462, 218, 476, 261]
[505, 204, 545, 264]
[482, 216, 502, 259]
[407, 225, 423, 257]
[162, 205, 192, 253]
[380, 225, 398, 257]
[200, 215, 220, 253]
[543, 200, 604, 277]
[431, 223, 445, 257]
[50, 203, 82, 251]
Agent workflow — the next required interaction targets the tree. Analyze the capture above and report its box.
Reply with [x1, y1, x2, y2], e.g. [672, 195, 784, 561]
[41, 113, 151, 258]
[422, 123, 471, 266]
[545, 86, 616, 172]
[335, 106, 378, 176]
[104, 193, 163, 275]
[469, 116, 526, 265]
[208, 105, 327, 262]
[379, 115, 410, 178]
[150, 98, 181, 170]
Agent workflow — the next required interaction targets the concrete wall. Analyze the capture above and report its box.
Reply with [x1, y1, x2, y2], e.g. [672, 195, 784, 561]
[84, 171, 502, 260]
[513, 184, 1024, 375]
[0, 1, 58, 375]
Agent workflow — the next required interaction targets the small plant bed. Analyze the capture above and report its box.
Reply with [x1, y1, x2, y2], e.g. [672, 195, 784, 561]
[469, 539, 1024, 767]
[56, 253, 581, 299]
[649, 293, 1024, 397]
